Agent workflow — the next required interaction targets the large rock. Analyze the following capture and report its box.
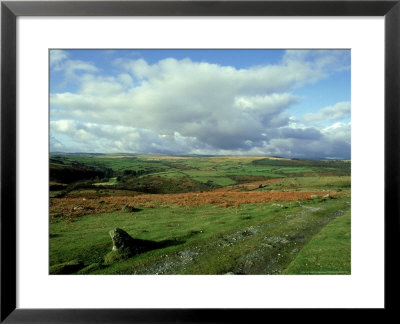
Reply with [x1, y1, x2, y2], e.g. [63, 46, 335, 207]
[105, 228, 137, 264]
[109, 227, 135, 252]
[105, 228, 162, 264]
[108, 227, 159, 251]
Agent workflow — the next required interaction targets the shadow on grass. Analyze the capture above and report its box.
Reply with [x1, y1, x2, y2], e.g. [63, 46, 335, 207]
[103, 236, 185, 265]
[133, 237, 185, 251]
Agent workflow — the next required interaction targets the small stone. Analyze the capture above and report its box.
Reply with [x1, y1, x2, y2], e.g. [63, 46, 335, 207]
[122, 205, 141, 213]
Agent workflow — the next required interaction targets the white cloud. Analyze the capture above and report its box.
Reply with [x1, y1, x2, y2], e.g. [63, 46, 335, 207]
[302, 101, 351, 123]
[283, 50, 350, 74]
[322, 122, 351, 144]
[50, 120, 203, 154]
[51, 57, 321, 149]
[60, 60, 99, 81]
[50, 52, 351, 158]
[50, 50, 68, 67]
[50, 50, 99, 87]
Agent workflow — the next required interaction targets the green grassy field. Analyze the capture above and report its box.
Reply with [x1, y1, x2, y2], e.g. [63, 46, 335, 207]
[282, 210, 351, 274]
[49, 154, 351, 275]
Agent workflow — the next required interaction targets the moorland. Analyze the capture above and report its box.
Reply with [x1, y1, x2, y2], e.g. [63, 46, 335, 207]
[49, 154, 351, 275]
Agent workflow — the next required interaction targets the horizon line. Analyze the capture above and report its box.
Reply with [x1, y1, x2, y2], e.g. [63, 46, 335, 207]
[49, 152, 351, 160]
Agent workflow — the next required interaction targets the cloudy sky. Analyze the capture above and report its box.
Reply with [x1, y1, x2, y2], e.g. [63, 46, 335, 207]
[50, 49, 350, 159]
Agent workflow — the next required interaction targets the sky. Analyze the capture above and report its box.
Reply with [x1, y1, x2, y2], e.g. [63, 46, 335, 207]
[50, 49, 351, 159]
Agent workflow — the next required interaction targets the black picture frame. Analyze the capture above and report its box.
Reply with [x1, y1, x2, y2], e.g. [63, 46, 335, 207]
[1, 0, 399, 322]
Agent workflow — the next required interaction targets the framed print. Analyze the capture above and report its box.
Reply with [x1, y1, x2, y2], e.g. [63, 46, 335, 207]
[1, 0, 399, 322]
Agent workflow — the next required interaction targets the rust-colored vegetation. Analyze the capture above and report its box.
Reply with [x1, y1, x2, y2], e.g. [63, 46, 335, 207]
[50, 189, 342, 218]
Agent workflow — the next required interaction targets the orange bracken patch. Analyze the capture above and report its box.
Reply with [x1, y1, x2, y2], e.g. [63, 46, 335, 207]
[50, 190, 343, 218]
